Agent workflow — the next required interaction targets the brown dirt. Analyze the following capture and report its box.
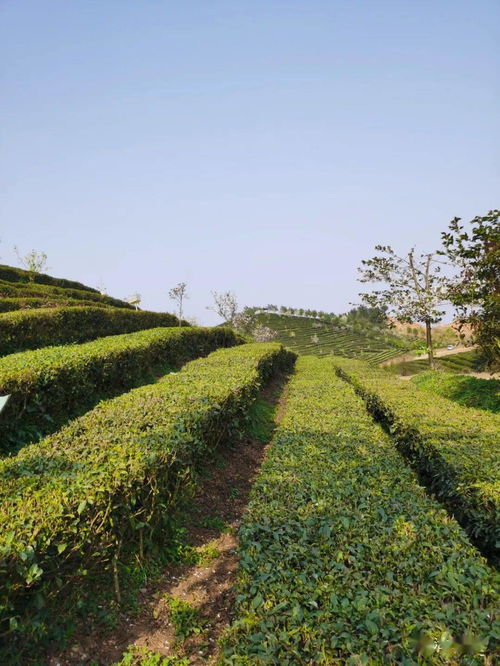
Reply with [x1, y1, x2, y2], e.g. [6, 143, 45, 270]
[46, 374, 290, 666]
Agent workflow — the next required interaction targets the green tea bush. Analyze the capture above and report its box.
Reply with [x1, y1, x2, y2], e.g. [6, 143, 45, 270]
[0, 305, 186, 355]
[412, 372, 499, 414]
[331, 357, 500, 561]
[223, 357, 498, 663]
[0, 279, 132, 309]
[0, 264, 99, 293]
[0, 297, 112, 313]
[0, 343, 295, 652]
[0, 326, 240, 453]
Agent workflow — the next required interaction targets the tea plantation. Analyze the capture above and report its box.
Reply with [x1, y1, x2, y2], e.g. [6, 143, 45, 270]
[253, 311, 408, 363]
[0, 268, 498, 664]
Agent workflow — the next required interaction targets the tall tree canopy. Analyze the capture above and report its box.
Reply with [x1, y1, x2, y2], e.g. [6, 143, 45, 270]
[358, 246, 449, 367]
[440, 210, 499, 371]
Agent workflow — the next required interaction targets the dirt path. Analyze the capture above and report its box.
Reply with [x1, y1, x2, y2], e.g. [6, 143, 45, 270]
[47, 375, 290, 666]
[380, 344, 475, 367]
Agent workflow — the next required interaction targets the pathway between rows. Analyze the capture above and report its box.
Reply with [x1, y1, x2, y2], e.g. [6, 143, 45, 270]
[47, 374, 290, 666]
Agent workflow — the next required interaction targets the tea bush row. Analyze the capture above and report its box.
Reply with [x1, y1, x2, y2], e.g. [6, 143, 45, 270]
[0, 305, 186, 355]
[0, 279, 132, 309]
[0, 297, 112, 313]
[0, 343, 295, 653]
[0, 326, 240, 453]
[223, 357, 498, 664]
[0, 264, 99, 293]
[331, 357, 500, 562]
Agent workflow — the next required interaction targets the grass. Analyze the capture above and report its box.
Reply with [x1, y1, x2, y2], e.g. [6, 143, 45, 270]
[412, 371, 499, 413]
[245, 396, 277, 442]
[388, 350, 484, 376]
[183, 543, 220, 567]
[113, 646, 189, 666]
[164, 596, 204, 643]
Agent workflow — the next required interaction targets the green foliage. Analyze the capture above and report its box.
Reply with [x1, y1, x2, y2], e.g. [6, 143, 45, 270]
[389, 350, 484, 376]
[0, 297, 112, 312]
[0, 343, 295, 655]
[223, 357, 498, 663]
[441, 210, 500, 371]
[0, 278, 132, 309]
[0, 326, 240, 453]
[114, 645, 189, 666]
[252, 312, 407, 363]
[0, 305, 186, 355]
[198, 515, 229, 531]
[164, 596, 204, 642]
[331, 357, 500, 560]
[245, 397, 276, 442]
[412, 372, 500, 414]
[0, 264, 100, 293]
[183, 543, 220, 567]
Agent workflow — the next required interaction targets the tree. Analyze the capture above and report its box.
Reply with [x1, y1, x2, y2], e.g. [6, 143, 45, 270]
[346, 304, 388, 328]
[169, 282, 189, 326]
[358, 246, 449, 368]
[208, 290, 238, 325]
[440, 210, 499, 371]
[14, 247, 49, 280]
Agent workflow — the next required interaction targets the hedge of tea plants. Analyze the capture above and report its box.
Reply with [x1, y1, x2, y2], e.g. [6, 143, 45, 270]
[331, 357, 500, 561]
[0, 326, 240, 453]
[0, 279, 132, 309]
[0, 343, 295, 650]
[0, 297, 113, 313]
[412, 371, 499, 414]
[0, 305, 186, 355]
[0, 264, 100, 293]
[223, 357, 498, 664]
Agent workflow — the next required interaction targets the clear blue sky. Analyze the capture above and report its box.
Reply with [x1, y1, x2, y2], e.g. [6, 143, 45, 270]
[1, 1, 498, 324]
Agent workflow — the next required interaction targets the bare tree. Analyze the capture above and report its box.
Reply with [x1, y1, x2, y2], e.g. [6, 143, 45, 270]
[208, 290, 238, 325]
[358, 246, 449, 368]
[252, 324, 277, 342]
[14, 247, 49, 280]
[169, 282, 189, 325]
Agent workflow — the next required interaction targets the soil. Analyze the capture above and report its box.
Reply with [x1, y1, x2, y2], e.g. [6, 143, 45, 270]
[46, 375, 290, 666]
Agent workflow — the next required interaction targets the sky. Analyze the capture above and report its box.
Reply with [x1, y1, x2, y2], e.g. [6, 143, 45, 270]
[1, 1, 499, 324]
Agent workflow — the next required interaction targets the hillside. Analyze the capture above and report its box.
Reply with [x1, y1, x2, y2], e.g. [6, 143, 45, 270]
[0, 264, 133, 311]
[253, 311, 408, 363]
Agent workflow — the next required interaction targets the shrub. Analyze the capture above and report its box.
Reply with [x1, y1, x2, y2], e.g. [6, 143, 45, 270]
[223, 357, 498, 663]
[0, 297, 112, 313]
[331, 357, 500, 561]
[0, 279, 132, 309]
[0, 326, 241, 453]
[412, 371, 499, 414]
[0, 305, 187, 355]
[0, 343, 295, 653]
[0, 264, 100, 293]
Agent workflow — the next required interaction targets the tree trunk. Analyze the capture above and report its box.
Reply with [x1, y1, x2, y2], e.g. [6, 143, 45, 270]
[425, 320, 435, 369]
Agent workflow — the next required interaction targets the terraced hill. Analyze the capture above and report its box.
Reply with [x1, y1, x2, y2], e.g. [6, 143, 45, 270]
[0, 264, 133, 311]
[386, 349, 484, 376]
[254, 311, 407, 363]
[0, 265, 186, 356]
